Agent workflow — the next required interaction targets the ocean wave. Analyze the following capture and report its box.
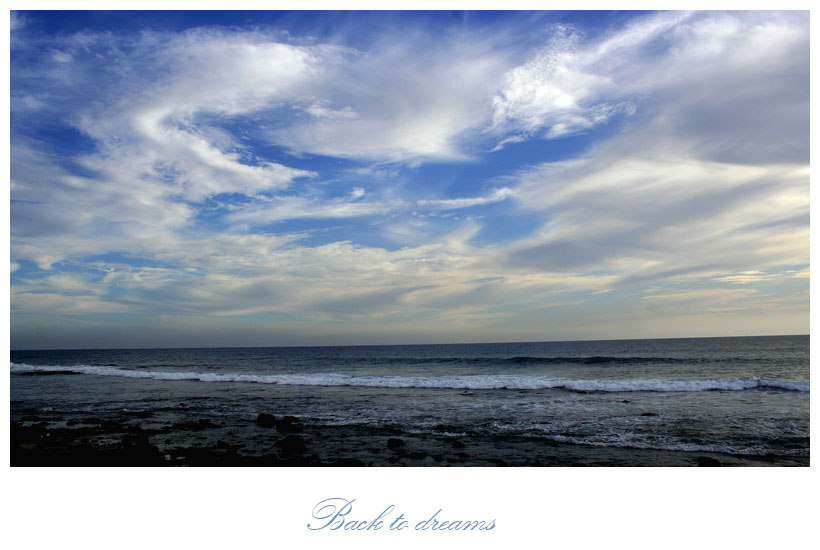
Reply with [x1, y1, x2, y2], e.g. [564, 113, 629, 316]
[10, 362, 809, 393]
[342, 355, 732, 366]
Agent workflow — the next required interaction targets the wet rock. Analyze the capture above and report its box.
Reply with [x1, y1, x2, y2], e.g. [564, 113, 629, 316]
[387, 438, 405, 449]
[276, 415, 303, 433]
[640, 412, 658, 417]
[275, 435, 307, 455]
[408, 451, 428, 460]
[256, 413, 277, 428]
[120, 432, 163, 465]
[452, 439, 467, 449]
[697, 456, 722, 467]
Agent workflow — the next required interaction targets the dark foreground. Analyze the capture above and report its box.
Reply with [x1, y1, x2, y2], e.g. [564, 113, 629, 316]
[10, 411, 808, 467]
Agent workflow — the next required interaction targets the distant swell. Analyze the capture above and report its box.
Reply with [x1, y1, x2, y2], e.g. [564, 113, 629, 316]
[351, 355, 736, 366]
[10, 363, 809, 393]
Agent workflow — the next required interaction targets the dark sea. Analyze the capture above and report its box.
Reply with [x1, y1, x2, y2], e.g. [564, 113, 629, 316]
[10, 335, 810, 465]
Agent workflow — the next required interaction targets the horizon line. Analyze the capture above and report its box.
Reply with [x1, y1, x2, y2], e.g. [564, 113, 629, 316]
[8, 333, 809, 352]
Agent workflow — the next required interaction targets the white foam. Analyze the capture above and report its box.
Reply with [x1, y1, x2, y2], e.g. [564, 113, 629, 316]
[10, 362, 809, 393]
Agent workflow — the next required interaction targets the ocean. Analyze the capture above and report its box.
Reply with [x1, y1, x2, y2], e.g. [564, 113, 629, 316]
[10, 335, 810, 466]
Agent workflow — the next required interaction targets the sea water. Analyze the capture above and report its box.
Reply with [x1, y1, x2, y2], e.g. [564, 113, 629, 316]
[10, 335, 809, 460]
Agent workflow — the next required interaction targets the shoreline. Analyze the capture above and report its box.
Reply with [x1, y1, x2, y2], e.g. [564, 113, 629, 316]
[10, 413, 809, 467]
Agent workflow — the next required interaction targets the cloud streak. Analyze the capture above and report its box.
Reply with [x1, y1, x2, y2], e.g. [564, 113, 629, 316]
[10, 11, 809, 347]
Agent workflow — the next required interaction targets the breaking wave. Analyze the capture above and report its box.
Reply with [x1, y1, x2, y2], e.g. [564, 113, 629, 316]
[10, 363, 809, 393]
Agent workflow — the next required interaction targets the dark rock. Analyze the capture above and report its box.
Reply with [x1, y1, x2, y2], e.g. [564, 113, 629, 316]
[256, 413, 277, 428]
[697, 456, 722, 467]
[622, 400, 630, 403]
[275, 435, 307, 455]
[408, 451, 427, 460]
[387, 438, 405, 449]
[452, 439, 467, 449]
[120, 432, 163, 465]
[276, 415, 303, 433]
[640, 412, 658, 417]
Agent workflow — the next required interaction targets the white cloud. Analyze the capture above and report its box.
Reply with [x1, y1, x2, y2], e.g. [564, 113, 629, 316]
[9, 12, 809, 345]
[492, 11, 808, 291]
[505, 157, 808, 286]
[489, 10, 808, 160]
[225, 195, 403, 228]
[417, 187, 515, 210]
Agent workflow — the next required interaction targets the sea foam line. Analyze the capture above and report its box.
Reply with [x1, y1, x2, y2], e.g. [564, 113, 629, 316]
[10, 363, 809, 393]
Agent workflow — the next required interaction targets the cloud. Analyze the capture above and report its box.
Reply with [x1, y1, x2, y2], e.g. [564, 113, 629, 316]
[489, 10, 808, 162]
[225, 195, 404, 228]
[9, 12, 809, 346]
[417, 187, 515, 210]
[10, 11, 28, 32]
[504, 158, 808, 286]
[488, 12, 687, 141]
[493, 11, 808, 290]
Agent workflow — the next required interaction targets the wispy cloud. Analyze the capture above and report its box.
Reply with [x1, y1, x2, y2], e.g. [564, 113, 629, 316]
[417, 188, 515, 210]
[10, 11, 809, 347]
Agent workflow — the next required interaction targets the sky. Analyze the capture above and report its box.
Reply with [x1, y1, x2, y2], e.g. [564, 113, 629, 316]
[9, 10, 810, 349]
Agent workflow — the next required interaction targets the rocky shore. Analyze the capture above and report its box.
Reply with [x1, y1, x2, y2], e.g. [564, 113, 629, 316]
[10, 411, 808, 467]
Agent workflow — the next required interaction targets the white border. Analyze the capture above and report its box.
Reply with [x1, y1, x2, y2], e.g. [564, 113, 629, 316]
[4, 4, 816, 549]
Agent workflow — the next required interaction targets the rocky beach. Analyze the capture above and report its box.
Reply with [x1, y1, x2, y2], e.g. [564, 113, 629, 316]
[11, 409, 807, 467]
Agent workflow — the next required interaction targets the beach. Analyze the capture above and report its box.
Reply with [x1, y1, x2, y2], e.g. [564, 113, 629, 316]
[11, 401, 808, 467]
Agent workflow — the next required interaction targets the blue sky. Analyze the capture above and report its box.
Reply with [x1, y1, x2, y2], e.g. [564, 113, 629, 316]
[9, 10, 809, 349]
